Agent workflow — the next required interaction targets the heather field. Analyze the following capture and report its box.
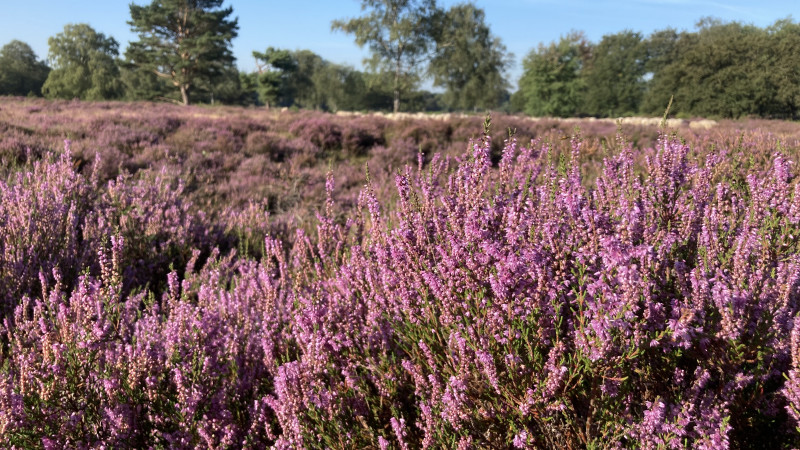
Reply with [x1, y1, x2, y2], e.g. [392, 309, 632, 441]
[3, 97, 800, 448]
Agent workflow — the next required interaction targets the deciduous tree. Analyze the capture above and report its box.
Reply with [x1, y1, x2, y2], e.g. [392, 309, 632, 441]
[0, 40, 50, 97]
[332, 0, 436, 113]
[428, 3, 512, 111]
[640, 28, 683, 115]
[649, 19, 770, 118]
[42, 24, 122, 100]
[517, 31, 591, 117]
[583, 30, 646, 117]
[766, 19, 800, 119]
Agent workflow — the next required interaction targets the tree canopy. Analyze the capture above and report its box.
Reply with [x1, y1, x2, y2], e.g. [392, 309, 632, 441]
[127, 0, 238, 105]
[2, 6, 798, 118]
[332, 0, 437, 113]
[648, 18, 799, 119]
[513, 18, 800, 119]
[0, 40, 50, 97]
[252, 47, 298, 108]
[583, 30, 646, 117]
[252, 47, 398, 112]
[517, 32, 591, 117]
[428, 3, 512, 111]
[42, 24, 122, 101]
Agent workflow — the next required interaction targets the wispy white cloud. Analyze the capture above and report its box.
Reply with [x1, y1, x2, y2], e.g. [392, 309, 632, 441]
[630, 0, 768, 18]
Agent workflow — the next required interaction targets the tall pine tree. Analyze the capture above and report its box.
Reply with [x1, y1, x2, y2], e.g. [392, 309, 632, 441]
[126, 0, 238, 105]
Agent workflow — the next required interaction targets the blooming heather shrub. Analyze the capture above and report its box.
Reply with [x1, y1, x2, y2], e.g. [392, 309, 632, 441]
[243, 130, 278, 157]
[0, 127, 51, 167]
[394, 119, 453, 155]
[4, 98, 800, 228]
[0, 142, 98, 312]
[128, 142, 174, 173]
[340, 117, 386, 157]
[0, 238, 145, 446]
[221, 200, 273, 258]
[0, 236, 292, 448]
[88, 168, 209, 295]
[91, 119, 160, 156]
[166, 120, 243, 157]
[288, 116, 343, 151]
[5, 98, 800, 447]
[274, 134, 321, 164]
[367, 139, 420, 175]
[261, 133, 800, 448]
[140, 114, 183, 136]
[280, 137, 323, 168]
[3, 128, 800, 448]
[0, 140, 209, 315]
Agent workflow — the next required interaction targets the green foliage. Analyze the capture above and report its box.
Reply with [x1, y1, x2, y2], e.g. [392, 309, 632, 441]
[428, 3, 512, 111]
[517, 31, 591, 117]
[120, 60, 172, 102]
[332, 0, 437, 113]
[252, 47, 296, 108]
[198, 65, 250, 105]
[643, 28, 681, 76]
[0, 40, 50, 97]
[238, 71, 261, 106]
[251, 47, 359, 110]
[642, 19, 768, 118]
[126, 0, 238, 106]
[639, 28, 683, 115]
[251, 47, 409, 112]
[291, 50, 325, 108]
[348, 70, 395, 111]
[332, 1, 511, 113]
[583, 30, 646, 117]
[640, 18, 800, 119]
[516, 18, 800, 119]
[764, 19, 800, 119]
[42, 24, 122, 101]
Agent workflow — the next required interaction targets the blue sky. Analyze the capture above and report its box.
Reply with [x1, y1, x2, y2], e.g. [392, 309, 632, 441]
[1, 0, 798, 89]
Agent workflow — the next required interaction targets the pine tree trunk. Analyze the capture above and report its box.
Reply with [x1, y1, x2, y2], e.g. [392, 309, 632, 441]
[180, 85, 190, 106]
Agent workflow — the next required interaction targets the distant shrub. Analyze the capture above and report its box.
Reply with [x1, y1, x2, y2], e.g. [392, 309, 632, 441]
[393, 119, 453, 154]
[243, 130, 277, 157]
[368, 139, 419, 175]
[289, 116, 342, 151]
[340, 117, 386, 156]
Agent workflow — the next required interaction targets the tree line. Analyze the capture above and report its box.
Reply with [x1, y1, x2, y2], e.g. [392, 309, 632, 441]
[514, 18, 800, 119]
[0, 0, 509, 113]
[0, 0, 798, 119]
